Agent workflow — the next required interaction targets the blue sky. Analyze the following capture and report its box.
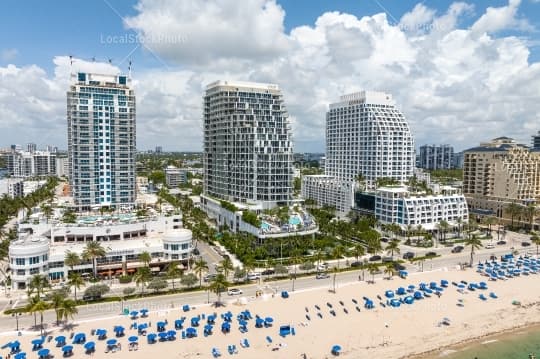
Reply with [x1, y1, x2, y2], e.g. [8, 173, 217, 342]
[2, 0, 539, 74]
[1, 0, 540, 151]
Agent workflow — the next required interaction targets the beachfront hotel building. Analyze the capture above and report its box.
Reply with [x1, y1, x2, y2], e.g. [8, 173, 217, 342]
[302, 90, 415, 215]
[463, 137, 540, 218]
[301, 175, 354, 214]
[67, 72, 136, 211]
[201, 81, 317, 238]
[375, 186, 469, 231]
[9, 214, 193, 289]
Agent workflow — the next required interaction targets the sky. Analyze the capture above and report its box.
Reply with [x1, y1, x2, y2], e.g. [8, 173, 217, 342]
[1, 0, 540, 152]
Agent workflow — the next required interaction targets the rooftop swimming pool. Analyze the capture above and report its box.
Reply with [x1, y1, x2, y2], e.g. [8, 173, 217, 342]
[289, 216, 301, 225]
[77, 214, 136, 224]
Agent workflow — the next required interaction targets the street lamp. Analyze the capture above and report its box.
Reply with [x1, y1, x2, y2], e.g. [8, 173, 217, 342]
[12, 312, 21, 331]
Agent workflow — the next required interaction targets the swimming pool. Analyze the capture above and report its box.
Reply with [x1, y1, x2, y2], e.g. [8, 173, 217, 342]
[261, 222, 271, 230]
[289, 216, 301, 226]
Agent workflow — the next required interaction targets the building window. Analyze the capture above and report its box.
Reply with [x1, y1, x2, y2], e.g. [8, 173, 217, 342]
[30, 268, 39, 275]
[15, 258, 25, 266]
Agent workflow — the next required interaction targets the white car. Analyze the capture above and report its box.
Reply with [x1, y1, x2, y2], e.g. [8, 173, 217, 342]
[228, 288, 243, 296]
[316, 273, 329, 279]
[247, 273, 261, 281]
[485, 243, 495, 249]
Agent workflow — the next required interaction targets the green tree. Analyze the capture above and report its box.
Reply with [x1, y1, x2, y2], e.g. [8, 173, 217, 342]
[166, 262, 183, 290]
[28, 274, 50, 298]
[464, 234, 483, 267]
[147, 278, 168, 292]
[505, 202, 523, 229]
[64, 251, 81, 273]
[134, 267, 152, 294]
[217, 257, 234, 279]
[82, 241, 107, 278]
[180, 273, 198, 288]
[31, 299, 49, 335]
[384, 263, 395, 280]
[523, 204, 538, 232]
[50, 289, 67, 325]
[367, 263, 379, 283]
[385, 239, 400, 259]
[67, 272, 84, 302]
[139, 251, 152, 267]
[193, 258, 209, 287]
[58, 299, 78, 325]
[209, 273, 229, 306]
[83, 284, 110, 299]
[331, 245, 345, 293]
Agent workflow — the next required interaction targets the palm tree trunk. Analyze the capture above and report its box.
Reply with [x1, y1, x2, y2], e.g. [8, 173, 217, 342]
[470, 249, 474, 267]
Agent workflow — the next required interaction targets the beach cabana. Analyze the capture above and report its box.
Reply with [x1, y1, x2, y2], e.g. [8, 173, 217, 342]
[158, 332, 168, 342]
[14, 352, 26, 359]
[9, 340, 21, 353]
[182, 304, 190, 312]
[55, 336, 66, 347]
[364, 299, 374, 309]
[175, 319, 185, 329]
[255, 318, 264, 328]
[61, 345, 73, 357]
[140, 309, 149, 317]
[207, 315, 216, 324]
[279, 325, 291, 337]
[240, 338, 250, 348]
[399, 270, 408, 279]
[106, 339, 117, 347]
[479, 282, 488, 290]
[413, 291, 423, 300]
[137, 323, 148, 335]
[264, 317, 274, 327]
[281, 291, 289, 299]
[37, 348, 49, 359]
[186, 327, 197, 338]
[167, 330, 176, 341]
[331, 345, 342, 356]
[72, 333, 86, 344]
[95, 329, 107, 340]
[389, 299, 401, 307]
[128, 336, 138, 343]
[227, 344, 238, 355]
[114, 326, 125, 337]
[191, 317, 200, 327]
[156, 321, 167, 332]
[440, 280, 449, 287]
[221, 322, 231, 333]
[385, 290, 394, 298]
[83, 341, 95, 354]
[147, 333, 157, 344]
[204, 324, 213, 336]
[404, 296, 414, 304]
[31, 338, 44, 350]
[407, 285, 415, 293]
[396, 287, 406, 295]
[130, 311, 139, 319]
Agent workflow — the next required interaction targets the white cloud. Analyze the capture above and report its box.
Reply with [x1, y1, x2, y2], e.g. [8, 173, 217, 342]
[1, 0, 540, 152]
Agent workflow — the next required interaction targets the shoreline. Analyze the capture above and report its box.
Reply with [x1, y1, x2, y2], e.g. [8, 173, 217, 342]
[404, 319, 540, 359]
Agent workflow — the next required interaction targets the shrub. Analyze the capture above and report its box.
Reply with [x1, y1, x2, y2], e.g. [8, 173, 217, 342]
[118, 275, 132, 284]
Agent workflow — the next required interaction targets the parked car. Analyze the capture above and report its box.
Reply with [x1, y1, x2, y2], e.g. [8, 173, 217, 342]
[381, 256, 393, 263]
[485, 243, 495, 249]
[317, 263, 329, 271]
[204, 274, 217, 282]
[228, 288, 243, 296]
[522, 241, 531, 247]
[83, 294, 101, 301]
[402, 252, 415, 260]
[425, 251, 437, 257]
[350, 261, 362, 267]
[451, 246, 464, 253]
[393, 263, 406, 271]
[261, 269, 275, 276]
[369, 255, 382, 262]
[316, 272, 330, 279]
[497, 240, 507, 245]
[380, 237, 390, 243]
[247, 272, 261, 281]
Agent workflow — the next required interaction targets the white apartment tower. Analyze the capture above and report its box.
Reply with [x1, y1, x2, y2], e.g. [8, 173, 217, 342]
[325, 91, 415, 189]
[67, 72, 136, 210]
[203, 80, 293, 209]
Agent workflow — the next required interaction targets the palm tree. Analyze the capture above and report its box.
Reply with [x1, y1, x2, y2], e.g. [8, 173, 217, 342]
[352, 244, 364, 263]
[50, 290, 65, 325]
[209, 273, 228, 306]
[523, 204, 538, 232]
[139, 251, 152, 267]
[242, 256, 256, 283]
[331, 245, 345, 293]
[531, 233, 540, 256]
[482, 216, 497, 236]
[367, 263, 379, 283]
[64, 251, 81, 274]
[505, 202, 523, 229]
[58, 299, 78, 325]
[456, 218, 463, 238]
[385, 240, 400, 259]
[193, 258, 209, 287]
[134, 267, 152, 295]
[31, 299, 49, 335]
[40, 203, 53, 223]
[28, 274, 50, 298]
[464, 234, 483, 267]
[437, 220, 449, 243]
[218, 257, 234, 279]
[82, 241, 107, 278]
[384, 263, 395, 280]
[67, 273, 84, 302]
[166, 261, 183, 290]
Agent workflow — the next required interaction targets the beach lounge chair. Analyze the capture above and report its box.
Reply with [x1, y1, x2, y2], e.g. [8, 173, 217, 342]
[479, 294, 487, 301]
[281, 291, 289, 298]
[266, 336, 273, 344]
[331, 345, 342, 356]
[489, 292, 498, 299]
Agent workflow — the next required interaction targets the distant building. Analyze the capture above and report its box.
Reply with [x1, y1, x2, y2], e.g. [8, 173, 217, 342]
[375, 186, 468, 230]
[155, 146, 163, 154]
[0, 178, 24, 198]
[2, 149, 56, 178]
[55, 157, 69, 178]
[67, 72, 136, 210]
[463, 137, 540, 217]
[532, 131, 540, 150]
[419, 144, 454, 170]
[165, 165, 187, 188]
[453, 151, 464, 169]
[27, 143, 37, 153]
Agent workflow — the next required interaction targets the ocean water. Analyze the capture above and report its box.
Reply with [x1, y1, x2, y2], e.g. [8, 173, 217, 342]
[437, 327, 540, 359]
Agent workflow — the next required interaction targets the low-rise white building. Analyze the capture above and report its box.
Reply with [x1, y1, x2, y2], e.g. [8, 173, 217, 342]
[0, 178, 24, 198]
[9, 214, 193, 289]
[375, 186, 469, 231]
[301, 175, 354, 215]
[165, 166, 187, 188]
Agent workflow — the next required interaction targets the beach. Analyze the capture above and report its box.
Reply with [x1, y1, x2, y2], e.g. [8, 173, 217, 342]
[3, 264, 540, 359]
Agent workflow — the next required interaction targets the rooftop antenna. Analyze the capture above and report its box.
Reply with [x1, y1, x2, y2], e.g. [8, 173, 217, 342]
[69, 55, 73, 75]
[108, 58, 113, 65]
[128, 59, 132, 79]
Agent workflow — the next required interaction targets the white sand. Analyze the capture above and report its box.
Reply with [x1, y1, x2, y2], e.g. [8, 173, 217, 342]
[4, 266, 540, 359]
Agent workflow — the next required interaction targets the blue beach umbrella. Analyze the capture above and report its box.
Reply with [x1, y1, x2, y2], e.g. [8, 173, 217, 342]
[128, 336, 138, 343]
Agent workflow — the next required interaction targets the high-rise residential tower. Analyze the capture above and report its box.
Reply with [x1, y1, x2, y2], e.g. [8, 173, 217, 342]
[325, 91, 415, 189]
[203, 80, 293, 209]
[67, 72, 136, 210]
